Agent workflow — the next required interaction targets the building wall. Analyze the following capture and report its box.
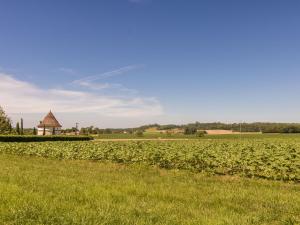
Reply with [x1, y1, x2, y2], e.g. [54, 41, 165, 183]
[37, 127, 61, 135]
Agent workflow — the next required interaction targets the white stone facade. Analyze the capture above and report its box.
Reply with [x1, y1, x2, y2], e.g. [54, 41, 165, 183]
[37, 127, 61, 136]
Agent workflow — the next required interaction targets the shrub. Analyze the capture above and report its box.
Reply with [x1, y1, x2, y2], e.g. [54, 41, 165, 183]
[196, 131, 206, 137]
[184, 127, 197, 135]
[135, 130, 144, 137]
[0, 135, 93, 142]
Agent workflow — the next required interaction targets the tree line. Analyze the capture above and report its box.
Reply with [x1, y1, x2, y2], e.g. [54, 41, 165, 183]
[2, 105, 300, 135]
[79, 122, 300, 135]
[0, 106, 38, 135]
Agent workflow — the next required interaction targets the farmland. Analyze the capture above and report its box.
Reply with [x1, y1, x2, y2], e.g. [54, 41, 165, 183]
[0, 135, 300, 224]
[1, 135, 300, 181]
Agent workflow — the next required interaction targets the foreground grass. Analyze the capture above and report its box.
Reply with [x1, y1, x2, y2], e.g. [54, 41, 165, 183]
[0, 154, 299, 225]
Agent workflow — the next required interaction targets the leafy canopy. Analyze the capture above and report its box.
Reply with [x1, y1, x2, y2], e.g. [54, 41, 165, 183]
[0, 106, 11, 134]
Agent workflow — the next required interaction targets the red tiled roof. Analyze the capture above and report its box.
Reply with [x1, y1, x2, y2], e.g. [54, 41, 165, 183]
[37, 111, 62, 128]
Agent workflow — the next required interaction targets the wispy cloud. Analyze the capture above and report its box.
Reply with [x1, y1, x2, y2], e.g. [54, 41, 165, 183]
[73, 64, 142, 83]
[72, 65, 142, 92]
[0, 73, 163, 117]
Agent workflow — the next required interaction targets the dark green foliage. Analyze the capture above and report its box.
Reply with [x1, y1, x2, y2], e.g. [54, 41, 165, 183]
[135, 130, 144, 137]
[196, 131, 206, 137]
[184, 126, 197, 135]
[43, 125, 46, 136]
[0, 106, 12, 134]
[0, 135, 93, 142]
[103, 128, 113, 134]
[9, 123, 12, 133]
[33, 127, 37, 135]
[20, 118, 24, 135]
[16, 122, 20, 135]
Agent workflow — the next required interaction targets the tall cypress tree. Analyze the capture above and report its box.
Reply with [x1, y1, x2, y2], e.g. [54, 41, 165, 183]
[16, 122, 20, 135]
[33, 127, 37, 135]
[9, 123, 12, 134]
[20, 118, 24, 135]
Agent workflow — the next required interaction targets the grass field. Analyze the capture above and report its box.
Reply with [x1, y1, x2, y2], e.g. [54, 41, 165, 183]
[0, 154, 299, 225]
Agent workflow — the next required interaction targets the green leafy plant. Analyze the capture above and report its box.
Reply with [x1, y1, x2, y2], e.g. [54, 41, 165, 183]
[0, 138, 299, 181]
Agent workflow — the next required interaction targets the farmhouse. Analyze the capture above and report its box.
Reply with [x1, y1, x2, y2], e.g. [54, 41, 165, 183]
[37, 111, 62, 135]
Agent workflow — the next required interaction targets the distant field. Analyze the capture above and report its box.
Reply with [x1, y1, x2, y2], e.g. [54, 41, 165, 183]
[94, 133, 196, 139]
[94, 132, 300, 140]
[0, 154, 299, 225]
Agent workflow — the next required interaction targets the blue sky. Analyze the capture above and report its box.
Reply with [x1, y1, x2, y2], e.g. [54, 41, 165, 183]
[1, 0, 300, 128]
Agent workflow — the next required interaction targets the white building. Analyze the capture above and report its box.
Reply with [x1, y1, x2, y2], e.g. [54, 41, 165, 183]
[37, 111, 62, 135]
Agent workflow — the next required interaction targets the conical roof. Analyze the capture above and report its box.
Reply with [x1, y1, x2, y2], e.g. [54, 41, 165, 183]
[37, 111, 62, 128]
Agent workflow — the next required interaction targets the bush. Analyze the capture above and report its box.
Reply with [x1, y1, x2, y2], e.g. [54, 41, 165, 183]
[135, 130, 144, 137]
[0, 135, 93, 142]
[184, 127, 197, 135]
[196, 131, 206, 137]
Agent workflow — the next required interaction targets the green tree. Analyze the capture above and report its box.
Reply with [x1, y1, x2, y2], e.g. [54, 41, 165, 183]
[9, 123, 12, 134]
[20, 118, 24, 135]
[16, 122, 20, 135]
[80, 127, 88, 135]
[0, 106, 12, 134]
[196, 131, 206, 137]
[33, 127, 37, 135]
[43, 124, 46, 136]
[135, 130, 144, 137]
[184, 126, 197, 135]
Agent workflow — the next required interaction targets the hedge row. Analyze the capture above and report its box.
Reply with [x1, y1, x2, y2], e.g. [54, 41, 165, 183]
[0, 135, 93, 142]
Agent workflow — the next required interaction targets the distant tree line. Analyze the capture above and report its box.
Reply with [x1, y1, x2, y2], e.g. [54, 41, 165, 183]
[77, 126, 138, 135]
[78, 122, 300, 135]
[183, 122, 300, 133]
[2, 104, 300, 135]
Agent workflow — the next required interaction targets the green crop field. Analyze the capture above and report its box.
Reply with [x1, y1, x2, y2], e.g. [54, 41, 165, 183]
[1, 137, 300, 181]
[0, 135, 300, 224]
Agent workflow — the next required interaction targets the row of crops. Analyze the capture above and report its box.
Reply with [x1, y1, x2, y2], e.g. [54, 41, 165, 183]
[0, 139, 299, 181]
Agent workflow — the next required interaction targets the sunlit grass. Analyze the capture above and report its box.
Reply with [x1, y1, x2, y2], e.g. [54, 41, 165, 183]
[0, 154, 299, 225]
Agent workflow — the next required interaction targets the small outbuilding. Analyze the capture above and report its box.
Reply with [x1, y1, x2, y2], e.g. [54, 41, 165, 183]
[37, 111, 62, 135]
